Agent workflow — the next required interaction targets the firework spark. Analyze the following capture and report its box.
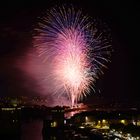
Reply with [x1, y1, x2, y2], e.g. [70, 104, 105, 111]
[33, 6, 111, 107]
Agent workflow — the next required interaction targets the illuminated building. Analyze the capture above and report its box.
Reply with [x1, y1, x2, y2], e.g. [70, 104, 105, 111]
[42, 106, 64, 140]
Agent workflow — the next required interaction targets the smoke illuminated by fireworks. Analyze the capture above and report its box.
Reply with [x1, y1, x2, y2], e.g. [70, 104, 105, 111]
[33, 6, 111, 106]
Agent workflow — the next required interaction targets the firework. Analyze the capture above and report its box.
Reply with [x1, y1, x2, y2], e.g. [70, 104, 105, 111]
[33, 6, 111, 107]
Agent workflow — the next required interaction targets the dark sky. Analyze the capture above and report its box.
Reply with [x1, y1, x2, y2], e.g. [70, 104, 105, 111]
[0, 1, 139, 105]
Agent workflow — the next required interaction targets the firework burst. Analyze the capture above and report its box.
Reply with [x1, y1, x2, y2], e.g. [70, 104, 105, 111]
[33, 6, 111, 106]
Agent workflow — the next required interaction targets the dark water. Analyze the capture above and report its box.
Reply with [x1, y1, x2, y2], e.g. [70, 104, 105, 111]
[21, 120, 43, 140]
[0, 109, 83, 140]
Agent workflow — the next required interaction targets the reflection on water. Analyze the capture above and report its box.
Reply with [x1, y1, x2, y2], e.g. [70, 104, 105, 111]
[2, 107, 139, 140]
[20, 110, 82, 140]
[21, 120, 43, 140]
[65, 109, 86, 118]
[0, 108, 85, 140]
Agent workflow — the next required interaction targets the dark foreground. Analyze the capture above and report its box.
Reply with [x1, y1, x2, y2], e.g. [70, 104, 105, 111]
[0, 106, 140, 140]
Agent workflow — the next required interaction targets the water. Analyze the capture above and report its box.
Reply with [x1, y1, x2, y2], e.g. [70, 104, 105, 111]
[21, 120, 43, 140]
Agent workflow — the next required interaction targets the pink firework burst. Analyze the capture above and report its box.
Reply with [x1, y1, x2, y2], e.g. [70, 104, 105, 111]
[33, 6, 111, 107]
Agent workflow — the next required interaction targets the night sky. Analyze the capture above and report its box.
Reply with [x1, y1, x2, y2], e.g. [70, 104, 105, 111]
[0, 1, 139, 105]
